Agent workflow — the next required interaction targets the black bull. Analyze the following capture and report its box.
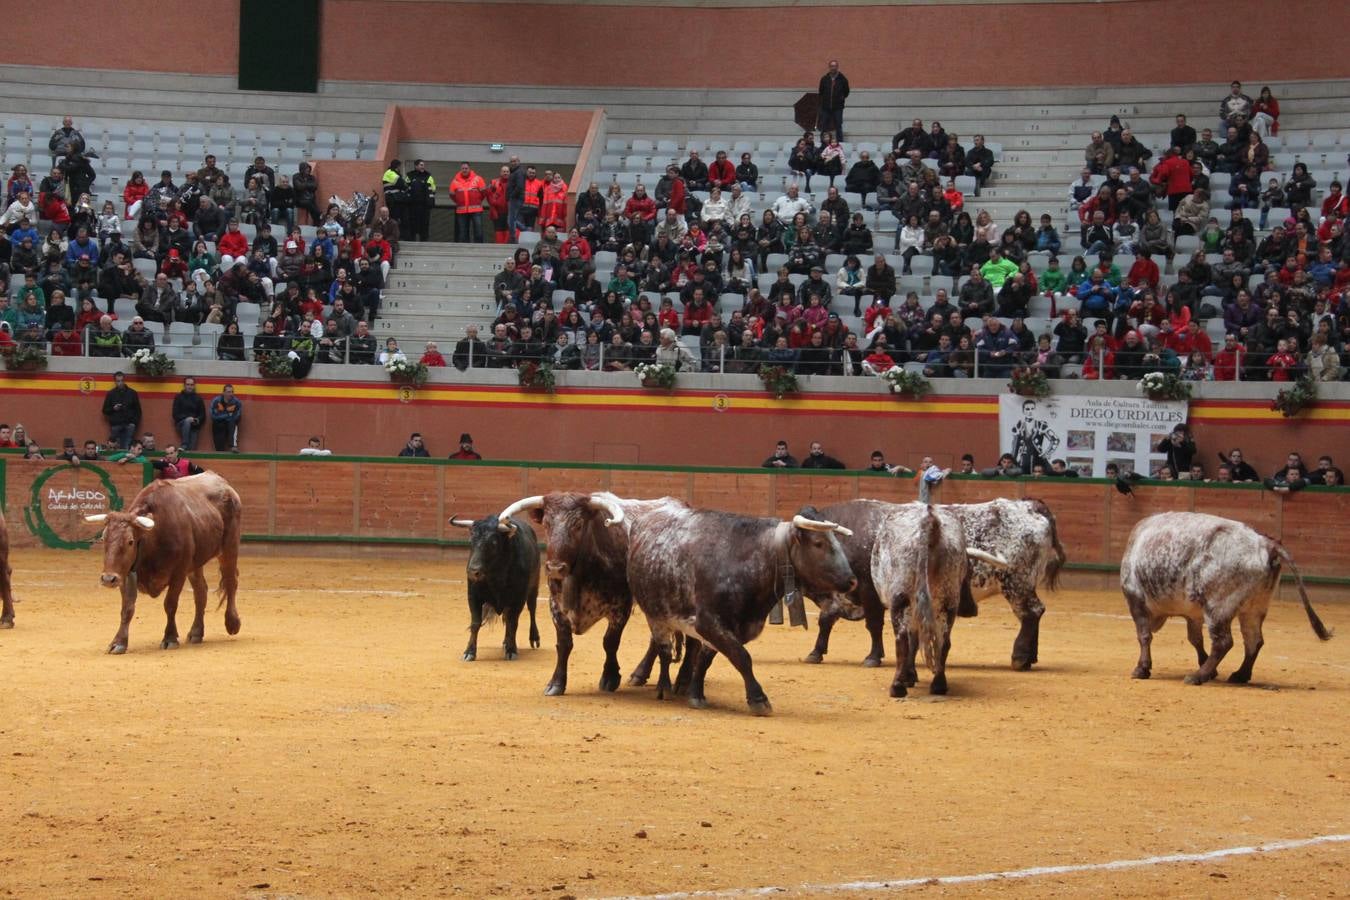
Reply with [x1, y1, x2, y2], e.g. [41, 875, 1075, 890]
[448, 514, 540, 661]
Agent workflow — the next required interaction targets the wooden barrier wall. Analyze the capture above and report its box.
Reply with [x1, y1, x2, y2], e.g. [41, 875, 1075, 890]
[4, 456, 1347, 582]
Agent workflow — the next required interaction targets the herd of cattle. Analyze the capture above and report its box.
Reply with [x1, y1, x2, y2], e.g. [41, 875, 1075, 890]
[0, 472, 1333, 711]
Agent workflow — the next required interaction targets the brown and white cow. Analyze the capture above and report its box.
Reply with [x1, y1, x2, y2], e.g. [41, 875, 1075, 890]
[626, 504, 857, 715]
[871, 504, 972, 697]
[804, 499, 1019, 668]
[0, 508, 15, 629]
[1121, 512, 1332, 684]
[85, 472, 242, 654]
[497, 491, 685, 696]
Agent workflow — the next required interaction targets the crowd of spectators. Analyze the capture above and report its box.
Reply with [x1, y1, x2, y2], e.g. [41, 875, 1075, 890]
[467, 81, 1346, 382]
[1, 117, 399, 369]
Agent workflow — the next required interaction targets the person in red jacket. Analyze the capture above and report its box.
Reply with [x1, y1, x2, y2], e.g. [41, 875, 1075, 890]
[1212, 333, 1245, 380]
[623, 184, 656, 223]
[1321, 181, 1349, 220]
[217, 220, 250, 268]
[708, 150, 736, 190]
[122, 170, 150, 219]
[1265, 339, 1298, 381]
[420, 341, 447, 367]
[539, 172, 569, 231]
[448, 163, 487, 244]
[1149, 147, 1193, 211]
[559, 227, 592, 262]
[1124, 251, 1160, 293]
[486, 165, 510, 244]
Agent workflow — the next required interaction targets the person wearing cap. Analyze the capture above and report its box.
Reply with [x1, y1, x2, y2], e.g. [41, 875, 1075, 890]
[448, 433, 482, 461]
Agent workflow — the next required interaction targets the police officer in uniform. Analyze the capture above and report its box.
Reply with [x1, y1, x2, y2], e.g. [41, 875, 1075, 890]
[406, 159, 437, 242]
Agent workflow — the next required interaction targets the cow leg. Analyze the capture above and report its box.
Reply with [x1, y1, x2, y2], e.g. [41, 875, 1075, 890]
[803, 605, 841, 664]
[1186, 617, 1209, 668]
[503, 605, 523, 660]
[0, 563, 15, 628]
[526, 593, 540, 649]
[627, 638, 661, 686]
[1185, 615, 1234, 685]
[1126, 588, 1160, 679]
[653, 637, 675, 700]
[186, 567, 208, 643]
[1227, 604, 1266, 684]
[929, 607, 957, 696]
[462, 595, 484, 661]
[673, 638, 702, 696]
[695, 616, 772, 715]
[1008, 590, 1046, 670]
[889, 603, 909, 698]
[685, 643, 718, 710]
[219, 545, 241, 636]
[672, 632, 683, 662]
[863, 600, 886, 667]
[160, 573, 187, 649]
[544, 599, 572, 696]
[598, 607, 630, 693]
[108, 579, 138, 654]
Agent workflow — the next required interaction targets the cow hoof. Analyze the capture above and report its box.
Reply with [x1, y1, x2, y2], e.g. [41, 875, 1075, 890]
[687, 696, 709, 710]
[598, 673, 621, 693]
[504, 650, 518, 661]
[889, 683, 908, 698]
[802, 651, 823, 664]
[161, 639, 179, 650]
[461, 651, 476, 662]
[748, 699, 773, 717]
[107, 643, 126, 655]
[929, 676, 948, 696]
[0, 618, 13, 629]
[903, 674, 918, 688]
[544, 682, 566, 697]
[626, 672, 649, 687]
[187, 633, 203, 644]
[1227, 671, 1252, 685]
[1011, 658, 1033, 671]
[1131, 667, 1151, 680]
[861, 656, 882, 669]
[530, 637, 541, 649]
[225, 614, 241, 636]
[1182, 673, 1209, 685]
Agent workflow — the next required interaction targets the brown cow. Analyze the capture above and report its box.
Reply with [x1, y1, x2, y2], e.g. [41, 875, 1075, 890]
[85, 472, 241, 654]
[0, 508, 15, 628]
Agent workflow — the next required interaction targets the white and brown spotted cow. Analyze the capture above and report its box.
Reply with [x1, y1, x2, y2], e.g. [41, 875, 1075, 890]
[871, 504, 972, 697]
[1121, 512, 1333, 684]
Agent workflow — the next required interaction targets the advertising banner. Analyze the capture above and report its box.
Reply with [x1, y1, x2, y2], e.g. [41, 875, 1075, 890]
[999, 394, 1189, 477]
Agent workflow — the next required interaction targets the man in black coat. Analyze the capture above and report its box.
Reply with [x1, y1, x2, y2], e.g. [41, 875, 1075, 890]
[171, 376, 207, 451]
[102, 371, 142, 450]
[799, 441, 846, 470]
[817, 59, 850, 140]
[762, 440, 799, 469]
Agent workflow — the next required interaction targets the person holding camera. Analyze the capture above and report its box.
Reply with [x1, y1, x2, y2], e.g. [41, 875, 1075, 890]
[1154, 424, 1196, 475]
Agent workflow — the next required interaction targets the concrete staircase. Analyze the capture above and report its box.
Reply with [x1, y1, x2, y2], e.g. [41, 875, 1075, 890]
[379, 242, 504, 343]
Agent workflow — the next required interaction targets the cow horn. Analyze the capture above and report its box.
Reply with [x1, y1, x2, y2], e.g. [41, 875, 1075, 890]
[496, 517, 518, 534]
[791, 515, 853, 537]
[134, 516, 156, 530]
[966, 547, 1010, 568]
[497, 495, 544, 523]
[447, 517, 475, 529]
[84, 514, 108, 524]
[587, 493, 625, 527]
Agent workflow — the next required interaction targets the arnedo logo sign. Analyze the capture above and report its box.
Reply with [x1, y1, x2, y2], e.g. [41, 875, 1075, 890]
[24, 464, 124, 550]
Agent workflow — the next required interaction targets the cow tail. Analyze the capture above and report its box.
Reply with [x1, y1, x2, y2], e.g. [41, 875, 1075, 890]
[1276, 545, 1333, 641]
[915, 508, 942, 671]
[1031, 499, 1067, 592]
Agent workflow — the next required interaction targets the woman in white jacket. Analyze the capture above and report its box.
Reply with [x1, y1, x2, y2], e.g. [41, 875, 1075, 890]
[0, 192, 37, 228]
[700, 186, 731, 228]
[655, 327, 700, 371]
[895, 214, 925, 272]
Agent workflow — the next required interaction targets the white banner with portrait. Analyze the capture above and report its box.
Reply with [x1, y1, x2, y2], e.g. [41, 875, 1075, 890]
[998, 394, 1189, 478]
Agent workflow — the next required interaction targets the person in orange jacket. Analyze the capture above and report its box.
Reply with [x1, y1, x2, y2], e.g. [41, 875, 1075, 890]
[486, 165, 510, 244]
[539, 172, 569, 231]
[448, 162, 488, 243]
[518, 166, 544, 232]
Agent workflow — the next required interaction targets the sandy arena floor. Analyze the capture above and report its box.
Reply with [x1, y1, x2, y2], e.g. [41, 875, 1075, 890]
[0, 549, 1346, 898]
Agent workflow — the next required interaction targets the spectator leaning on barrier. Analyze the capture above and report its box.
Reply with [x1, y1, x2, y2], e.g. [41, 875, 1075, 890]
[762, 440, 798, 469]
[448, 433, 482, 461]
[799, 441, 846, 470]
[398, 432, 429, 458]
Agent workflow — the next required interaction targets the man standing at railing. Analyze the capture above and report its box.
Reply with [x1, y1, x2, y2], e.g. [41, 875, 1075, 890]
[817, 59, 850, 142]
[209, 384, 243, 453]
[101, 371, 141, 451]
[448, 163, 487, 244]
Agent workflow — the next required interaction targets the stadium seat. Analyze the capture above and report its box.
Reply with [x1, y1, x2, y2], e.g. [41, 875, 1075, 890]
[631, 139, 655, 153]
[605, 138, 627, 152]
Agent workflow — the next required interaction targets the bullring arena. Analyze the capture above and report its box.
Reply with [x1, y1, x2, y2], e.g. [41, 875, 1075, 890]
[2, 0, 1350, 895]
